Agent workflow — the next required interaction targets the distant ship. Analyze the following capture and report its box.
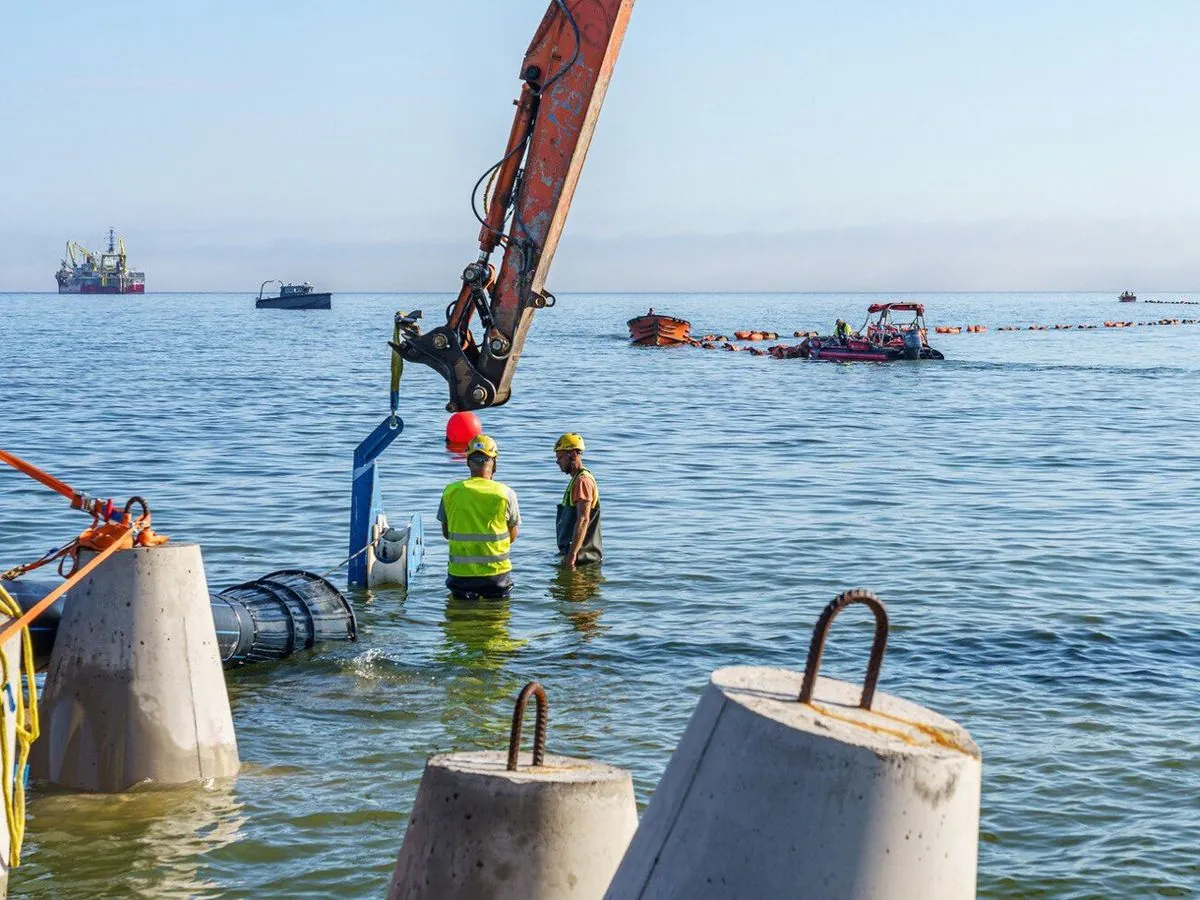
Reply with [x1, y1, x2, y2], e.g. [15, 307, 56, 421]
[55, 229, 145, 294]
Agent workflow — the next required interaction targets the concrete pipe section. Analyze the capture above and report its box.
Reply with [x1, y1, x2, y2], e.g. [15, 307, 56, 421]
[30, 543, 241, 792]
[605, 590, 982, 900]
[389, 683, 638, 900]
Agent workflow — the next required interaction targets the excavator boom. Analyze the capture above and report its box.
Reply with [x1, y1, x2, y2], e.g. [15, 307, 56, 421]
[393, 0, 635, 410]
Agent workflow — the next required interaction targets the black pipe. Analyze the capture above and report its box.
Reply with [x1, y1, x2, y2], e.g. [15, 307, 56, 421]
[213, 569, 357, 666]
[0, 580, 65, 670]
[3, 569, 356, 670]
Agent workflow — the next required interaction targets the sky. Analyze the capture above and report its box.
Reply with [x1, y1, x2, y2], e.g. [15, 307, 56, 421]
[2, 0, 1199, 292]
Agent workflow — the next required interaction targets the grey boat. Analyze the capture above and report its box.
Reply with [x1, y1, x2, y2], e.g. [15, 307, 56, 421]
[256, 280, 331, 310]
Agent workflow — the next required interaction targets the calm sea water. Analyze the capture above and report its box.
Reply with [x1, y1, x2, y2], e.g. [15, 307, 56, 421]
[0, 291, 1197, 898]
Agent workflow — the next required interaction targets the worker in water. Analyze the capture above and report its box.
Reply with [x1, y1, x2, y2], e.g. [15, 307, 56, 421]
[835, 318, 851, 343]
[438, 434, 521, 599]
[554, 433, 603, 568]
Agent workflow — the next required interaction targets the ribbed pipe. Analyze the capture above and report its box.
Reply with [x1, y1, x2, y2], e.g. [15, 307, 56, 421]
[4, 568, 356, 670]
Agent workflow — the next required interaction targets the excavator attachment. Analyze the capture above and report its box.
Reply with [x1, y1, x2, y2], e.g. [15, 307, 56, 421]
[392, 0, 636, 411]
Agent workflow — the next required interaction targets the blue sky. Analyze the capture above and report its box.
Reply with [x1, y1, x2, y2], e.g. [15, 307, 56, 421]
[3, 1, 1199, 291]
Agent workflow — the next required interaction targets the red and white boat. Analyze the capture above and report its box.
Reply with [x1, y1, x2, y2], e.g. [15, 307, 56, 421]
[55, 229, 146, 294]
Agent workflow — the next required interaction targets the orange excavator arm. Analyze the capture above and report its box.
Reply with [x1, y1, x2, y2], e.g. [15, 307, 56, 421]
[392, 0, 636, 411]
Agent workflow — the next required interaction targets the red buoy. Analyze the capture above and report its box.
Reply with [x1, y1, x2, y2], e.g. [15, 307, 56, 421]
[445, 411, 483, 451]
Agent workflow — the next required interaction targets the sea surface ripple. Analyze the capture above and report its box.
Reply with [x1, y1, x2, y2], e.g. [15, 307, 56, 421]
[0, 291, 1197, 898]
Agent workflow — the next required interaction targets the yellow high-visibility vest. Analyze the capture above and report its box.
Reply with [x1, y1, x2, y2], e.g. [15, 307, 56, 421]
[442, 477, 512, 577]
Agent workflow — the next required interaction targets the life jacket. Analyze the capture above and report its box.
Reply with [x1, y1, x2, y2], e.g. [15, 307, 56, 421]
[442, 477, 513, 578]
[556, 468, 603, 564]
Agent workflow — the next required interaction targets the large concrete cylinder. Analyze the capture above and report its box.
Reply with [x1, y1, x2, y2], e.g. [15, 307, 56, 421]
[30, 543, 240, 792]
[389, 683, 638, 900]
[605, 594, 981, 900]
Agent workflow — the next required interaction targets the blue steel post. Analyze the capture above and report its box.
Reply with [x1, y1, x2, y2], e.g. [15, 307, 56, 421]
[348, 415, 404, 588]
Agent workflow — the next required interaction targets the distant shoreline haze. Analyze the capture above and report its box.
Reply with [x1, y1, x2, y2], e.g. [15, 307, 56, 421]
[4, 217, 1198, 293]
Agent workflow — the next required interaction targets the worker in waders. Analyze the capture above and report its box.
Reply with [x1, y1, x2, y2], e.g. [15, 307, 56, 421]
[438, 434, 521, 598]
[554, 433, 602, 568]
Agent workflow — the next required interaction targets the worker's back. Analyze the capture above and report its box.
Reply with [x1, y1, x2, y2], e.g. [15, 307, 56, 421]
[442, 477, 515, 578]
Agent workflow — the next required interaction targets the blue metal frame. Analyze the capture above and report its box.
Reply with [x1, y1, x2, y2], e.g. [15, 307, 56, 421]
[348, 414, 404, 588]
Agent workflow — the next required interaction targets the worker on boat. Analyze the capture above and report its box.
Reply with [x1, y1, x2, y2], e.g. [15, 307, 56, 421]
[554, 433, 603, 568]
[835, 319, 851, 343]
[438, 434, 521, 599]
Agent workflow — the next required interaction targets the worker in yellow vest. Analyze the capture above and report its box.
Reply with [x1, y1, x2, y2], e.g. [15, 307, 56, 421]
[554, 432, 602, 568]
[437, 434, 521, 598]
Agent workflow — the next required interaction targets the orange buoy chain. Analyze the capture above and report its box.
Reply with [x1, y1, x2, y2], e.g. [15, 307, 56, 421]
[680, 314, 1197, 358]
[934, 325, 988, 334]
[994, 317, 1197, 332]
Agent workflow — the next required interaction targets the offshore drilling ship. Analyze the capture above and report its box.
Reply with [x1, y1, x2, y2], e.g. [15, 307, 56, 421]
[55, 229, 146, 293]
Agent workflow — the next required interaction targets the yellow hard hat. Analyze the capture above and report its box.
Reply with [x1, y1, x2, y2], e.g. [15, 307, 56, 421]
[554, 432, 586, 453]
[466, 434, 498, 459]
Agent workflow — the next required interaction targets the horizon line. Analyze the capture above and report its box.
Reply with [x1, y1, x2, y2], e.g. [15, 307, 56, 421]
[0, 289, 1185, 296]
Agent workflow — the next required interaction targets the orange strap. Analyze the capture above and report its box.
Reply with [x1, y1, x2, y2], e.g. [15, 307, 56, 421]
[0, 528, 131, 647]
[0, 449, 75, 502]
[77, 521, 136, 553]
[0, 543, 77, 582]
[1, 450, 169, 638]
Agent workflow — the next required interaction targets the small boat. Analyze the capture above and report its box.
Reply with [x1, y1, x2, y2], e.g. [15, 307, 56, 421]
[256, 280, 332, 310]
[800, 303, 944, 362]
[627, 308, 691, 346]
[1119, 291, 1137, 302]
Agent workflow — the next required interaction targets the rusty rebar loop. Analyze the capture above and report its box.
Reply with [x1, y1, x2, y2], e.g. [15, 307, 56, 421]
[506, 681, 548, 771]
[798, 589, 889, 710]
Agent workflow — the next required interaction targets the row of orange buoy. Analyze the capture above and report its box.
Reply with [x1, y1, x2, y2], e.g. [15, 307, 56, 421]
[732, 330, 780, 341]
[695, 341, 773, 354]
[934, 325, 988, 334]
[1101, 318, 1197, 327]
[699, 329, 819, 343]
[993, 318, 1198, 331]
[696, 340, 811, 358]
[685, 316, 1196, 357]
[996, 324, 1099, 331]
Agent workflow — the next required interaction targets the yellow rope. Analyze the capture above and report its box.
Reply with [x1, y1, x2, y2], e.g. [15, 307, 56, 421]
[0, 583, 39, 866]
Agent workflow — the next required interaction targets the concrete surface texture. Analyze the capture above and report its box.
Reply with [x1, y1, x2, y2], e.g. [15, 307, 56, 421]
[604, 667, 982, 900]
[30, 543, 240, 792]
[389, 750, 638, 900]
